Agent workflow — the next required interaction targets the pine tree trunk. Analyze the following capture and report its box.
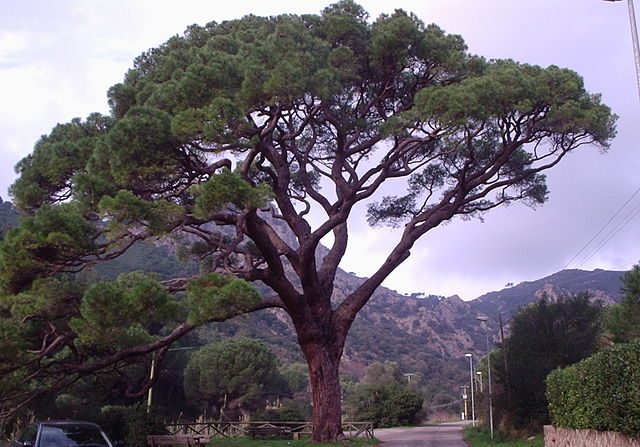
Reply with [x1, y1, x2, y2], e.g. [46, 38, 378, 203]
[303, 341, 344, 442]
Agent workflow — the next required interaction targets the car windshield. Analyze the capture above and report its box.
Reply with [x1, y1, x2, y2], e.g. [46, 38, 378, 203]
[39, 425, 112, 447]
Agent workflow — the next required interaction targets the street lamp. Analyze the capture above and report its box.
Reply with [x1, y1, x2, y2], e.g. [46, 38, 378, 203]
[477, 316, 494, 440]
[604, 0, 640, 100]
[476, 371, 483, 392]
[147, 345, 200, 413]
[465, 353, 476, 427]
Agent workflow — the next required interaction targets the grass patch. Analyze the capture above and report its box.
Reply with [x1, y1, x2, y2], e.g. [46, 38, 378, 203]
[209, 437, 379, 447]
[464, 427, 543, 447]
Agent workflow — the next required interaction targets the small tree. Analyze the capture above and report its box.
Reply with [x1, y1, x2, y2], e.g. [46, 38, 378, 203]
[0, 1, 615, 441]
[492, 294, 602, 433]
[361, 361, 404, 386]
[279, 362, 310, 399]
[183, 338, 282, 417]
[606, 264, 640, 343]
[346, 361, 423, 427]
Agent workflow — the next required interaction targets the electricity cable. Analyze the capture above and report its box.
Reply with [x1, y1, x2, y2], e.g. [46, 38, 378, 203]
[430, 399, 464, 409]
[575, 198, 640, 269]
[563, 185, 640, 270]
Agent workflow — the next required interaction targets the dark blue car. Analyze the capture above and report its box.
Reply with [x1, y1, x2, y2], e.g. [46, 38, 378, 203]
[11, 421, 121, 447]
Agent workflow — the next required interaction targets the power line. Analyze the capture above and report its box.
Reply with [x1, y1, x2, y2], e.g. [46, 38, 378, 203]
[430, 398, 463, 409]
[564, 185, 640, 270]
[575, 199, 640, 269]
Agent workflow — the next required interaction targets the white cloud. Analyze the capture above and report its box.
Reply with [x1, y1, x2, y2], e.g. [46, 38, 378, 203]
[0, 32, 27, 65]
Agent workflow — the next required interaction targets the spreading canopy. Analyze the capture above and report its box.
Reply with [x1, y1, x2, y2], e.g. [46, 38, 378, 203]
[0, 0, 616, 440]
[183, 338, 282, 414]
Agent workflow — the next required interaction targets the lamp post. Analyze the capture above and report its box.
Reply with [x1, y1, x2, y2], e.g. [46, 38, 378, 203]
[147, 345, 200, 413]
[604, 0, 640, 100]
[465, 353, 475, 427]
[147, 353, 156, 413]
[477, 316, 495, 440]
[476, 371, 483, 392]
[461, 385, 468, 420]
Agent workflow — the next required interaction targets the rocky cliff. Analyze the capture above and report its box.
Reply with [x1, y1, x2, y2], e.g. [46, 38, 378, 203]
[194, 259, 625, 403]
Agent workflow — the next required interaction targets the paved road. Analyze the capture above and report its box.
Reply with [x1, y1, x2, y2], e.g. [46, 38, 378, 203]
[375, 423, 469, 447]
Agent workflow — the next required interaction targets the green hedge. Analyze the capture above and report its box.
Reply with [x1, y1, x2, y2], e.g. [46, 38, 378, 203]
[546, 339, 640, 436]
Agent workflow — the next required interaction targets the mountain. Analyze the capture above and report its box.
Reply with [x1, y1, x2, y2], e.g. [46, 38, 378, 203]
[193, 263, 625, 405]
[0, 197, 19, 238]
[472, 268, 624, 318]
[0, 209, 627, 404]
[338, 266, 624, 402]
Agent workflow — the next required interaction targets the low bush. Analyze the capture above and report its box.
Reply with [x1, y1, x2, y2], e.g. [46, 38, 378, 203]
[252, 399, 312, 422]
[99, 405, 166, 447]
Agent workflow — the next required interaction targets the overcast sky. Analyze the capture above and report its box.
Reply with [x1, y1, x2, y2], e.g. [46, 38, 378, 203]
[1, 0, 639, 300]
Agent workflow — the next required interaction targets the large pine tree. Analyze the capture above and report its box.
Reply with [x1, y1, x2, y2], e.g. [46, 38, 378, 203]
[0, 1, 615, 440]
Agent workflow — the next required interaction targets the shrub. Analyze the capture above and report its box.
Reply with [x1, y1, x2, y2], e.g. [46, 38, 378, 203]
[347, 383, 423, 427]
[492, 294, 602, 433]
[546, 339, 640, 436]
[99, 406, 166, 447]
[252, 399, 312, 422]
[385, 389, 424, 426]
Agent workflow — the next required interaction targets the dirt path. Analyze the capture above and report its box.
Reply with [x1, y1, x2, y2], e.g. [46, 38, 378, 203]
[375, 423, 469, 447]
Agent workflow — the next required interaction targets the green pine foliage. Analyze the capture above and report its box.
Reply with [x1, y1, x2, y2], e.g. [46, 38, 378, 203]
[0, 203, 98, 293]
[193, 169, 273, 219]
[183, 337, 284, 415]
[184, 273, 262, 324]
[70, 272, 183, 348]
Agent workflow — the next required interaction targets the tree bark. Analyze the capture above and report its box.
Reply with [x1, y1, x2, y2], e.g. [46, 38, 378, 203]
[300, 336, 344, 442]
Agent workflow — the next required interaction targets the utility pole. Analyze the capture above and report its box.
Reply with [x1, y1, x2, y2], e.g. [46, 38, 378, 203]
[461, 385, 469, 420]
[487, 339, 495, 440]
[499, 313, 511, 407]
[604, 0, 640, 100]
[477, 316, 495, 439]
[147, 354, 156, 414]
[147, 345, 200, 413]
[465, 353, 476, 427]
